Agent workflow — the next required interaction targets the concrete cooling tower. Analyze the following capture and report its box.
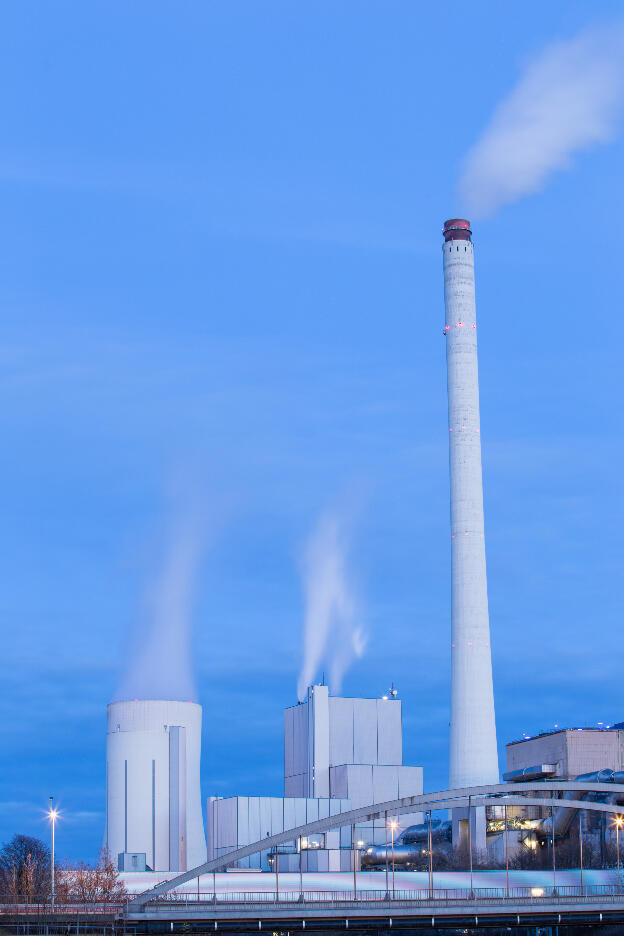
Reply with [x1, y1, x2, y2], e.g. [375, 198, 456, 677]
[105, 700, 207, 872]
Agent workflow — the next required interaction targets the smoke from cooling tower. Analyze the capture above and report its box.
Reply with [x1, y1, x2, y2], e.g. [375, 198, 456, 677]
[458, 22, 624, 217]
[297, 511, 366, 702]
[115, 508, 205, 703]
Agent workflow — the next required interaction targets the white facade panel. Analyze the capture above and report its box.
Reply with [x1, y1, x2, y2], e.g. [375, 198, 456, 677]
[353, 700, 378, 765]
[372, 765, 399, 804]
[376, 700, 402, 766]
[283, 797, 296, 833]
[331, 765, 373, 808]
[270, 798, 284, 836]
[311, 686, 330, 797]
[329, 848, 341, 871]
[284, 703, 307, 797]
[259, 798, 272, 839]
[284, 708, 294, 780]
[329, 698, 354, 766]
[294, 798, 307, 827]
[329, 764, 349, 799]
[397, 765, 423, 799]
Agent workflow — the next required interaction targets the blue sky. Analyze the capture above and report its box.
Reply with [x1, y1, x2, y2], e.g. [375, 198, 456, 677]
[1, 1, 623, 861]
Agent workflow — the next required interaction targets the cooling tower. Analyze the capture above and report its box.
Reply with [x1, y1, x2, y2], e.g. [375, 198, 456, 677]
[443, 219, 499, 789]
[105, 700, 207, 872]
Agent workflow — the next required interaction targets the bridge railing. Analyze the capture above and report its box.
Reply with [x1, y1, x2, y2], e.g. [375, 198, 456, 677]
[144, 883, 624, 906]
[0, 896, 123, 913]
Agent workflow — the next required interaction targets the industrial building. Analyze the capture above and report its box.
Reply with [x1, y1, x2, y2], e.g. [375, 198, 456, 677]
[505, 726, 624, 781]
[207, 684, 423, 870]
[499, 726, 624, 852]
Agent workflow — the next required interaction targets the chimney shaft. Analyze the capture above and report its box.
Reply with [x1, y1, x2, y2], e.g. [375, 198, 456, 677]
[443, 220, 499, 788]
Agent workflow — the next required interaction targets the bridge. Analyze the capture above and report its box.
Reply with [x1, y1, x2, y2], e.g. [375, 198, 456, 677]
[129, 779, 624, 906]
[117, 781, 624, 931]
[4, 885, 624, 934]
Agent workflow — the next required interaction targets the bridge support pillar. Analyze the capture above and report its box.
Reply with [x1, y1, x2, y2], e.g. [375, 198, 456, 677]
[452, 805, 487, 856]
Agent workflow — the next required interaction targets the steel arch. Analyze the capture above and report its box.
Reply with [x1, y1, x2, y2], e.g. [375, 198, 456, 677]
[128, 780, 624, 908]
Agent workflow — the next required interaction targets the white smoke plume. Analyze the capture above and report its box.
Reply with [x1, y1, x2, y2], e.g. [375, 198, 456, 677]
[115, 507, 205, 703]
[297, 511, 366, 701]
[459, 22, 624, 217]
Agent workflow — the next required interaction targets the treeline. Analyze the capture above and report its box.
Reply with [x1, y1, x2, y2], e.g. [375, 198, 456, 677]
[0, 835, 126, 901]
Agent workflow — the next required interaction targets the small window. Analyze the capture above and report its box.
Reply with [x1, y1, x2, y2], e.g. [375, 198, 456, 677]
[300, 833, 325, 850]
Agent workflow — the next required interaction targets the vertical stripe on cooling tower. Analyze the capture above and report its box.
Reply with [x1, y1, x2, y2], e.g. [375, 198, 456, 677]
[169, 727, 180, 871]
[124, 759, 128, 853]
[151, 759, 155, 871]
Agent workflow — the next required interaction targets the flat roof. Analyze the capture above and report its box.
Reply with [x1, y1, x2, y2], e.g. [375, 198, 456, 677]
[508, 725, 622, 746]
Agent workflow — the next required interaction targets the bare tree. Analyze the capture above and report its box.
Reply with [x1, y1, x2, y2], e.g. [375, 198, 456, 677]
[0, 835, 50, 898]
[59, 850, 126, 902]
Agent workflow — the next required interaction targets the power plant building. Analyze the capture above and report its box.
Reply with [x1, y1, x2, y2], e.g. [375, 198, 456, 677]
[207, 685, 423, 870]
[106, 218, 620, 880]
[284, 685, 421, 804]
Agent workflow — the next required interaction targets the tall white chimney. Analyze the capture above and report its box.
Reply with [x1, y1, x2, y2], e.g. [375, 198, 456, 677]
[442, 219, 499, 789]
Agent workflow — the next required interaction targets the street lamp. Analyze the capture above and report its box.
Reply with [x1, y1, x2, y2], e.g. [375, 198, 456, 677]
[388, 819, 399, 900]
[47, 797, 59, 910]
[614, 816, 623, 891]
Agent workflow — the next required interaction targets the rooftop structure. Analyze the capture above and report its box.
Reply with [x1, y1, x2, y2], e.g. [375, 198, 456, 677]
[506, 725, 624, 781]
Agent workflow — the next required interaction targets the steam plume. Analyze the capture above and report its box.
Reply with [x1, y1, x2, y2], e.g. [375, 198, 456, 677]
[459, 22, 624, 217]
[297, 511, 366, 701]
[115, 509, 204, 702]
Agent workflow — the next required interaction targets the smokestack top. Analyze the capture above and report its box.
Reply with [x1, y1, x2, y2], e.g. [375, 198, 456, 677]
[443, 218, 472, 242]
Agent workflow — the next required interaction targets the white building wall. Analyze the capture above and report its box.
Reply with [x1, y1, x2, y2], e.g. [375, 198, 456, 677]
[106, 700, 207, 872]
[208, 795, 352, 870]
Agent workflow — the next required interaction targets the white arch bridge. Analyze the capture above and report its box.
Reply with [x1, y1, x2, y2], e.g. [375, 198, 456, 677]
[124, 780, 624, 929]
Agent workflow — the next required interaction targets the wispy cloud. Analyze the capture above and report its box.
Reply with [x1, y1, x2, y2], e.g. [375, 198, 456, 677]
[459, 21, 624, 216]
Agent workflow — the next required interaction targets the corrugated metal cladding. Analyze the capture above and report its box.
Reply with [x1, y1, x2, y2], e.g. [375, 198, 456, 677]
[284, 685, 409, 797]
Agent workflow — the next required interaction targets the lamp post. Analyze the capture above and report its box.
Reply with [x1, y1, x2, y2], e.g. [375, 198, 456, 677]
[468, 796, 473, 898]
[47, 797, 58, 910]
[579, 812, 584, 897]
[388, 819, 398, 900]
[427, 810, 433, 898]
[551, 805, 557, 895]
[504, 804, 509, 899]
[615, 816, 623, 891]
[384, 811, 389, 898]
